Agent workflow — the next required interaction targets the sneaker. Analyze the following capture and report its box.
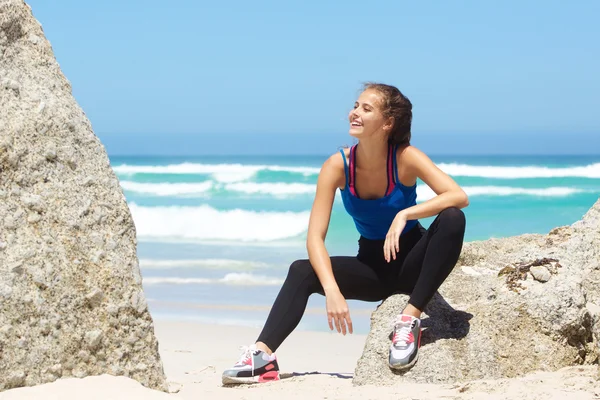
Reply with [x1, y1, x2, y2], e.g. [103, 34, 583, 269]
[222, 344, 280, 384]
[389, 315, 422, 370]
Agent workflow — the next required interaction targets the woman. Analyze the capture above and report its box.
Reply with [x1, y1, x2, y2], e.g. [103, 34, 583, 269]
[222, 83, 468, 384]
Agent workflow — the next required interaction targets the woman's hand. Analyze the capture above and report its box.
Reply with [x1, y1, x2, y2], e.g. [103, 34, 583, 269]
[384, 212, 407, 262]
[325, 289, 353, 335]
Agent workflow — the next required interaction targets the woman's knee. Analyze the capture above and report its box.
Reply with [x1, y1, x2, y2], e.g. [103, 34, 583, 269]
[287, 259, 320, 291]
[288, 259, 316, 279]
[438, 207, 466, 232]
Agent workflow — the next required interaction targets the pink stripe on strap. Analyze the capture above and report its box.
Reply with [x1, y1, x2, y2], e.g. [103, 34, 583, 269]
[386, 144, 395, 195]
[349, 145, 357, 197]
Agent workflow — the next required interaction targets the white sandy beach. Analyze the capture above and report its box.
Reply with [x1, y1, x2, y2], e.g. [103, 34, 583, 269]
[0, 319, 598, 400]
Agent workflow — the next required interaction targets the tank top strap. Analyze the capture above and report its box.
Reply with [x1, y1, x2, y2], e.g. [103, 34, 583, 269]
[384, 143, 395, 196]
[348, 145, 357, 196]
[392, 144, 401, 185]
[339, 148, 349, 188]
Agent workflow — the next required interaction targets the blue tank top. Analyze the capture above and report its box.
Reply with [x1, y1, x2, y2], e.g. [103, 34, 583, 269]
[340, 144, 418, 240]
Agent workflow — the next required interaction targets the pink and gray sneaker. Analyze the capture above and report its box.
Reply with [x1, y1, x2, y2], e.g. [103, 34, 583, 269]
[222, 344, 280, 384]
[389, 314, 422, 370]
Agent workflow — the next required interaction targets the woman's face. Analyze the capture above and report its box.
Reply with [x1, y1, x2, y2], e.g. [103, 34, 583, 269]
[348, 89, 390, 140]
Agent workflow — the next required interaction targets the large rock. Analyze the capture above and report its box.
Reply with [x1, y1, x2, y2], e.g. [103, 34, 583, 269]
[354, 198, 600, 385]
[0, 0, 167, 392]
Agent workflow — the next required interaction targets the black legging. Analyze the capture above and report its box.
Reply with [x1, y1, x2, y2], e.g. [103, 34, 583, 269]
[256, 207, 466, 352]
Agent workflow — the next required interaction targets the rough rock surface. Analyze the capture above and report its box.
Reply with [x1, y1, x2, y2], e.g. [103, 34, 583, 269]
[354, 198, 600, 385]
[0, 0, 167, 392]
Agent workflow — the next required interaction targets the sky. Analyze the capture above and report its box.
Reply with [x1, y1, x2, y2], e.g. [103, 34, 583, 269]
[26, 0, 600, 155]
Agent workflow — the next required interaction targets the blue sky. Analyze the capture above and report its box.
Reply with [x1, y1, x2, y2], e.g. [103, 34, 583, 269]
[27, 0, 600, 155]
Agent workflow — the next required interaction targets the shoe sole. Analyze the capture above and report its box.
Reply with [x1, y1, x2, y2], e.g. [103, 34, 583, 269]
[389, 352, 419, 371]
[222, 371, 280, 385]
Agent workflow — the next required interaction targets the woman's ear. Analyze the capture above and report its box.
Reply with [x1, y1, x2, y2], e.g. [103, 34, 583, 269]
[383, 116, 394, 132]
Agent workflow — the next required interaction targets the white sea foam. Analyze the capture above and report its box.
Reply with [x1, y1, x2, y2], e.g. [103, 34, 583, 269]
[120, 181, 213, 197]
[114, 161, 600, 180]
[120, 181, 316, 197]
[437, 163, 600, 179]
[128, 203, 309, 242]
[121, 179, 589, 201]
[417, 186, 586, 201]
[113, 163, 321, 183]
[137, 236, 306, 247]
[139, 258, 269, 270]
[232, 183, 591, 199]
[225, 182, 315, 196]
[265, 166, 321, 174]
[144, 277, 212, 285]
[143, 273, 284, 286]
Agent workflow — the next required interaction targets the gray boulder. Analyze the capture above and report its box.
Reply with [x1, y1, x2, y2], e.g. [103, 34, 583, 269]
[0, 0, 166, 392]
[354, 198, 600, 385]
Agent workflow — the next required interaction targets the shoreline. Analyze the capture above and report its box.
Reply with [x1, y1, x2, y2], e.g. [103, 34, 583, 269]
[147, 299, 378, 315]
[147, 298, 380, 335]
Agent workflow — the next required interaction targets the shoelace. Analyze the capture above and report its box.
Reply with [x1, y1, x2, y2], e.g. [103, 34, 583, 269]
[391, 318, 413, 347]
[236, 345, 256, 365]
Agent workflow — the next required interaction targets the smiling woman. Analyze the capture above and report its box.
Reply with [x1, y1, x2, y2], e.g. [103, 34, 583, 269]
[221, 82, 469, 385]
[350, 83, 413, 148]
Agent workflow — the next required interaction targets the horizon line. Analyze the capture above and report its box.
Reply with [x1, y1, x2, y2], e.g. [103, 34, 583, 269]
[106, 152, 600, 157]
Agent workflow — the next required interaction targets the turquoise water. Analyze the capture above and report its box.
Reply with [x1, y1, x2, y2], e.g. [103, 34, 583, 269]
[109, 154, 600, 333]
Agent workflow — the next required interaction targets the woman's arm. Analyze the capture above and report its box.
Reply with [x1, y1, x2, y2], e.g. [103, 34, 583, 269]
[306, 152, 353, 334]
[383, 146, 468, 262]
[399, 146, 469, 221]
[306, 153, 344, 293]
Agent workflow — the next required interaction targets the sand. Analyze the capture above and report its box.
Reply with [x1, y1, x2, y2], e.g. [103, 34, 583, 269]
[0, 319, 598, 400]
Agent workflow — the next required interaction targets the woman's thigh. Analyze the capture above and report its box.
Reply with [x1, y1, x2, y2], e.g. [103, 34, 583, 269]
[309, 256, 391, 302]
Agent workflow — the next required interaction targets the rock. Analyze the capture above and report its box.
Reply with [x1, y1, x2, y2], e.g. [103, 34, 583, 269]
[354, 198, 600, 385]
[0, 284, 13, 298]
[48, 364, 62, 376]
[0, 1, 166, 392]
[130, 290, 148, 314]
[10, 262, 24, 274]
[27, 213, 41, 223]
[2, 78, 20, 91]
[85, 330, 103, 350]
[460, 266, 480, 276]
[44, 147, 57, 161]
[0, 325, 14, 337]
[134, 363, 148, 372]
[20, 194, 45, 212]
[85, 288, 104, 308]
[6, 371, 26, 389]
[168, 381, 183, 393]
[4, 216, 16, 229]
[72, 367, 88, 379]
[530, 266, 551, 282]
[587, 303, 600, 319]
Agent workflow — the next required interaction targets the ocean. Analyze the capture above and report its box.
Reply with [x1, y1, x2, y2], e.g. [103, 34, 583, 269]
[109, 154, 600, 334]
